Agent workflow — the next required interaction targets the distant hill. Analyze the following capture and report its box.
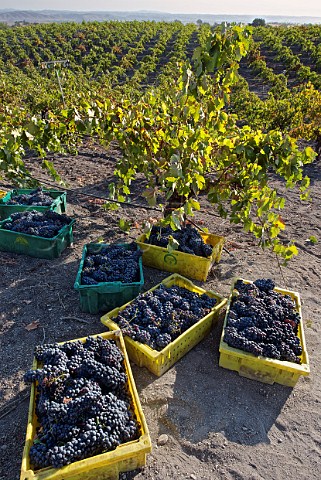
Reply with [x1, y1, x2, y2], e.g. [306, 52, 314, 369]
[0, 9, 321, 26]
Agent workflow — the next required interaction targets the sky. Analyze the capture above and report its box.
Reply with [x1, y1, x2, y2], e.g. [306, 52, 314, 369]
[1, 0, 321, 17]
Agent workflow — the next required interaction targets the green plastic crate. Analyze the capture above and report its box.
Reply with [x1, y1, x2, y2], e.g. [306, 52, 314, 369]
[0, 217, 75, 259]
[74, 243, 144, 314]
[0, 189, 67, 219]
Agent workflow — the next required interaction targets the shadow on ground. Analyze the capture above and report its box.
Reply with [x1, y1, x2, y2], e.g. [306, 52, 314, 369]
[162, 324, 292, 447]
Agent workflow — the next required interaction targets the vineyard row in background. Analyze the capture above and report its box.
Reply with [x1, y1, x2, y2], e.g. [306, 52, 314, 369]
[1, 23, 321, 105]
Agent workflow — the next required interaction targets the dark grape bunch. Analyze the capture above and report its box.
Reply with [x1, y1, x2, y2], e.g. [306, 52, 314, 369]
[24, 336, 139, 470]
[81, 243, 142, 285]
[6, 187, 54, 206]
[224, 279, 303, 364]
[112, 284, 217, 351]
[2, 210, 72, 238]
[146, 224, 213, 258]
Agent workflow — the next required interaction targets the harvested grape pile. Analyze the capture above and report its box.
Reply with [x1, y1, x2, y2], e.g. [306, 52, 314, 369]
[6, 187, 54, 206]
[24, 336, 139, 469]
[113, 284, 217, 351]
[81, 243, 142, 285]
[223, 279, 303, 363]
[2, 210, 72, 238]
[146, 224, 213, 258]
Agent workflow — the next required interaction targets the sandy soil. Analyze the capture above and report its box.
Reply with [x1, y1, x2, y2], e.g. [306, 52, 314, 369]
[0, 142, 320, 480]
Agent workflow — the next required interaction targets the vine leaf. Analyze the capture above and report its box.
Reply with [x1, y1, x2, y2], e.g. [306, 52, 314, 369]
[307, 235, 318, 244]
[119, 218, 131, 233]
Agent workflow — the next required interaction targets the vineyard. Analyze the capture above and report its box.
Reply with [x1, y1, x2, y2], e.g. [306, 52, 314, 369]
[1, 23, 321, 112]
[0, 21, 321, 480]
[1, 23, 321, 125]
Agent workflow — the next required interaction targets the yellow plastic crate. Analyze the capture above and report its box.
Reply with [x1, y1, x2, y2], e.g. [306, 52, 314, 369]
[20, 331, 152, 480]
[101, 274, 227, 376]
[136, 231, 224, 281]
[219, 278, 310, 387]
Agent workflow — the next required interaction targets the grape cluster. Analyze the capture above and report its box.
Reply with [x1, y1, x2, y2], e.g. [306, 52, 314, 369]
[224, 279, 303, 364]
[6, 187, 54, 206]
[24, 336, 139, 470]
[81, 243, 142, 285]
[2, 210, 72, 238]
[146, 224, 213, 258]
[112, 284, 217, 351]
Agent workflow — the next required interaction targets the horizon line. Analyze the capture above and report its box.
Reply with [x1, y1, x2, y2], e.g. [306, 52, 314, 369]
[1, 9, 321, 19]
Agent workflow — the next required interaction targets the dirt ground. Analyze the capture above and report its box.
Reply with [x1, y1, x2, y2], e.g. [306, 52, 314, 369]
[0, 142, 320, 480]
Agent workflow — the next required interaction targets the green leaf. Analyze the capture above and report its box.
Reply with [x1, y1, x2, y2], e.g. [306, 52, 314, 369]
[288, 244, 299, 256]
[166, 177, 177, 183]
[270, 222, 283, 238]
[308, 235, 318, 244]
[169, 215, 181, 231]
[42, 160, 61, 182]
[119, 218, 131, 233]
[188, 198, 200, 211]
[167, 236, 180, 253]
[102, 201, 119, 211]
[142, 188, 157, 206]
[108, 183, 116, 200]
[24, 131, 34, 141]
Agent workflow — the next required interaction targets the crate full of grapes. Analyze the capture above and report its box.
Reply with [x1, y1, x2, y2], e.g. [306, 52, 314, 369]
[74, 243, 144, 314]
[219, 278, 310, 387]
[20, 330, 152, 480]
[0, 187, 67, 219]
[101, 273, 227, 376]
[0, 210, 75, 259]
[136, 224, 224, 281]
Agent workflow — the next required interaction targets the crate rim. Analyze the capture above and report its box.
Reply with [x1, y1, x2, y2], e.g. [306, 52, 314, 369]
[1, 188, 66, 204]
[10, 187, 66, 193]
[219, 276, 310, 375]
[101, 272, 227, 357]
[21, 330, 151, 480]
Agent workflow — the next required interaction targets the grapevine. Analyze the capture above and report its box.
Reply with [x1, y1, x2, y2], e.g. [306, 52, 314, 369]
[0, 22, 318, 260]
